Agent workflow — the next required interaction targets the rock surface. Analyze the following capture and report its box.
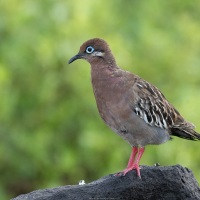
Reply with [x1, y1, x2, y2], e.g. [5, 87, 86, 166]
[12, 165, 200, 200]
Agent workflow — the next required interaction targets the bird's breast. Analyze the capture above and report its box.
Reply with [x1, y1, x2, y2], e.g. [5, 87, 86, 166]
[92, 75, 132, 130]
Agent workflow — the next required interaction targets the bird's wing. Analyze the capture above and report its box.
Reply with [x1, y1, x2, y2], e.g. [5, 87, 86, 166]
[132, 78, 194, 130]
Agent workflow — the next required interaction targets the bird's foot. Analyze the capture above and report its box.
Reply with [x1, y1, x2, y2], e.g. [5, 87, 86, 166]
[115, 164, 141, 178]
[114, 147, 144, 178]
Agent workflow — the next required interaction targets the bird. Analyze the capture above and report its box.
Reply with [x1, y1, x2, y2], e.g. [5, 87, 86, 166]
[68, 38, 200, 178]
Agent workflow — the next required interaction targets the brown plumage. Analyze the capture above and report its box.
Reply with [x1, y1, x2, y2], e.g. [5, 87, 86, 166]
[68, 38, 200, 177]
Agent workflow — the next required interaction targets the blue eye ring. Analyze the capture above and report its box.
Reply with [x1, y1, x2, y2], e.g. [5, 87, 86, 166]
[86, 46, 94, 54]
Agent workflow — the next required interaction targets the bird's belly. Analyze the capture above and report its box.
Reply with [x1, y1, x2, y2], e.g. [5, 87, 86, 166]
[118, 115, 170, 147]
[97, 99, 170, 147]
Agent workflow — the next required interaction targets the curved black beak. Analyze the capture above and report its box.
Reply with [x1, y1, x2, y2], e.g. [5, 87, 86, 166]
[68, 54, 83, 64]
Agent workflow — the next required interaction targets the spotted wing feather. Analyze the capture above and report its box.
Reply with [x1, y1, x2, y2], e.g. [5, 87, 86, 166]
[133, 79, 200, 140]
[133, 80, 177, 129]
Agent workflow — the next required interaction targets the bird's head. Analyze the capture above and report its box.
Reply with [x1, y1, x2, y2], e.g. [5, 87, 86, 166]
[68, 38, 116, 66]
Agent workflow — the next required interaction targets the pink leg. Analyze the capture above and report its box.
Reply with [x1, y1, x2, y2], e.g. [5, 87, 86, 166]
[122, 147, 138, 172]
[132, 147, 145, 177]
[122, 147, 145, 178]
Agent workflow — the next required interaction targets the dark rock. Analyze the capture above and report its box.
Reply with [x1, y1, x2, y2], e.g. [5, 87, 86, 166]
[12, 165, 200, 200]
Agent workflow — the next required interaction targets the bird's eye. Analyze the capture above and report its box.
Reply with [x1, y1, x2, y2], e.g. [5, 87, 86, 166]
[86, 46, 94, 54]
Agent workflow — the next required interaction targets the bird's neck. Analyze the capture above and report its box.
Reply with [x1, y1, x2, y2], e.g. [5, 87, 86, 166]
[90, 54, 118, 75]
[91, 62, 118, 81]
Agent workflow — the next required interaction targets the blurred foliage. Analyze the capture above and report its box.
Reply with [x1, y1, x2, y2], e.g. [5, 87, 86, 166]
[0, 0, 200, 199]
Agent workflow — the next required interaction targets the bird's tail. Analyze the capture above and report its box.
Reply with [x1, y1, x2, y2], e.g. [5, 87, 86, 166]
[172, 127, 200, 141]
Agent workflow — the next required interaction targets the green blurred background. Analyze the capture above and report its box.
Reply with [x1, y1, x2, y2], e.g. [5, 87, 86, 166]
[0, 0, 200, 199]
